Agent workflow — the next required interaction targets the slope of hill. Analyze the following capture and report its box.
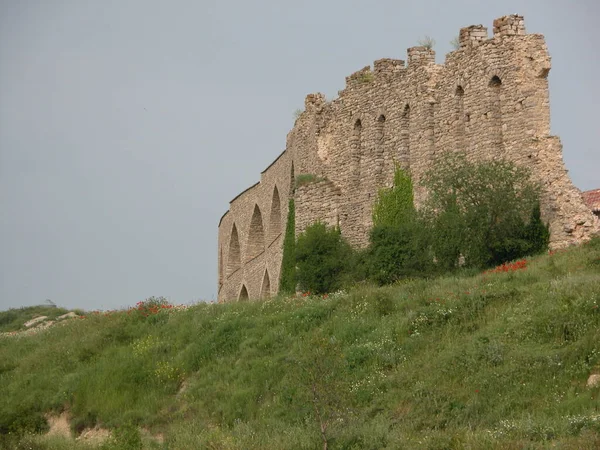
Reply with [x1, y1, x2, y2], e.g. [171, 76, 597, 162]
[1, 238, 599, 449]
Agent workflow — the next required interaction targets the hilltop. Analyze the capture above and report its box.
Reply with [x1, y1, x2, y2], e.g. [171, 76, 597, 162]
[1, 238, 599, 449]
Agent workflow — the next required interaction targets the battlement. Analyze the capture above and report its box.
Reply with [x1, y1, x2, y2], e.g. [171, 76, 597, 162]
[407, 46, 435, 67]
[373, 58, 405, 76]
[459, 25, 488, 49]
[345, 66, 373, 89]
[493, 14, 526, 37]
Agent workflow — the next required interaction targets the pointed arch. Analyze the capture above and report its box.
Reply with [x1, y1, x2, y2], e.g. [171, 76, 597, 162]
[488, 75, 503, 153]
[375, 115, 386, 183]
[261, 270, 271, 299]
[246, 204, 265, 260]
[269, 186, 282, 243]
[239, 284, 249, 301]
[427, 100, 436, 158]
[227, 223, 241, 276]
[455, 85, 466, 152]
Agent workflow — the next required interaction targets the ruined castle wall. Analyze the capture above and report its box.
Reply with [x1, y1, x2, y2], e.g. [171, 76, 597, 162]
[218, 14, 599, 302]
[295, 179, 342, 236]
[217, 150, 293, 302]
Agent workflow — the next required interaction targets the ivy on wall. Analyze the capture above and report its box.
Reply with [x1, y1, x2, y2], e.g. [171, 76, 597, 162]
[279, 199, 296, 295]
[372, 166, 415, 227]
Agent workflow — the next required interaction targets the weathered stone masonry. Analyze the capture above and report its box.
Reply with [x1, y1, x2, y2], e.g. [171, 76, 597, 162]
[217, 14, 599, 302]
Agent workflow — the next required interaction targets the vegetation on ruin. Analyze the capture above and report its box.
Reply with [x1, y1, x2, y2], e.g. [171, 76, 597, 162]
[357, 71, 374, 84]
[372, 166, 415, 228]
[450, 35, 460, 50]
[294, 173, 327, 189]
[417, 35, 436, 49]
[1, 238, 600, 449]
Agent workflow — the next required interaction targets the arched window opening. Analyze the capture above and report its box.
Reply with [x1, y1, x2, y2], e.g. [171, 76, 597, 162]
[427, 101, 436, 157]
[227, 224, 241, 276]
[239, 285, 249, 301]
[455, 85, 466, 152]
[375, 115, 386, 183]
[489, 76, 504, 153]
[261, 270, 271, 299]
[489, 75, 502, 88]
[376, 115, 386, 141]
[400, 105, 410, 169]
[246, 204, 265, 260]
[269, 186, 282, 243]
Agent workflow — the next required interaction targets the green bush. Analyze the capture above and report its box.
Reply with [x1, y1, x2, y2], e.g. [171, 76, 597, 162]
[369, 221, 432, 284]
[296, 222, 352, 294]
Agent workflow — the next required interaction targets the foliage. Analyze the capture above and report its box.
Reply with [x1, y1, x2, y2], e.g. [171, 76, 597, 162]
[450, 35, 460, 50]
[371, 166, 415, 228]
[417, 35, 436, 49]
[295, 222, 352, 295]
[279, 199, 296, 295]
[357, 71, 374, 83]
[525, 201, 550, 255]
[368, 221, 433, 285]
[0, 239, 599, 448]
[422, 152, 548, 269]
[293, 109, 303, 120]
[0, 306, 71, 333]
[289, 332, 352, 449]
[369, 166, 433, 284]
[295, 173, 326, 189]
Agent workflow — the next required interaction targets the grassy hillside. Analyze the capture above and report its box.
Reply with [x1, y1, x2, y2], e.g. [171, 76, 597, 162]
[1, 239, 599, 449]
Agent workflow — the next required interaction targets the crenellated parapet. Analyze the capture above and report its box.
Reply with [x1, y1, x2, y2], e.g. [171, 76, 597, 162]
[407, 46, 435, 67]
[493, 14, 526, 37]
[459, 25, 488, 49]
[217, 13, 599, 302]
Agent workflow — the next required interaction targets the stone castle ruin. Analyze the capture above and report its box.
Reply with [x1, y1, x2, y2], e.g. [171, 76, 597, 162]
[217, 14, 599, 302]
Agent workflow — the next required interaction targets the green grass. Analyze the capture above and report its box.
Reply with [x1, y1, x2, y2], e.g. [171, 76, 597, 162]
[0, 306, 79, 333]
[1, 238, 600, 449]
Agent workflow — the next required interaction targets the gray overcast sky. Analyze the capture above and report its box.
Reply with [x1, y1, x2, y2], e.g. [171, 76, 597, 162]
[1, 1, 598, 311]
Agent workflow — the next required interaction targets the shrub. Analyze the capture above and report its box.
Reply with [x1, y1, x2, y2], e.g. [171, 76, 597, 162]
[369, 221, 432, 285]
[296, 222, 352, 294]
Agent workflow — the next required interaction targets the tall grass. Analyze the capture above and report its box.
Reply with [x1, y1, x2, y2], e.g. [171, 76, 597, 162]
[1, 238, 599, 449]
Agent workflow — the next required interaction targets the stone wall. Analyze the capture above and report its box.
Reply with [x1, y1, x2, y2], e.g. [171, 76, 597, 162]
[217, 14, 599, 303]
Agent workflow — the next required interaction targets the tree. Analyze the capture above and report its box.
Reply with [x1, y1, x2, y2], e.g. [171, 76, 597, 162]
[422, 152, 549, 269]
[279, 199, 297, 295]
